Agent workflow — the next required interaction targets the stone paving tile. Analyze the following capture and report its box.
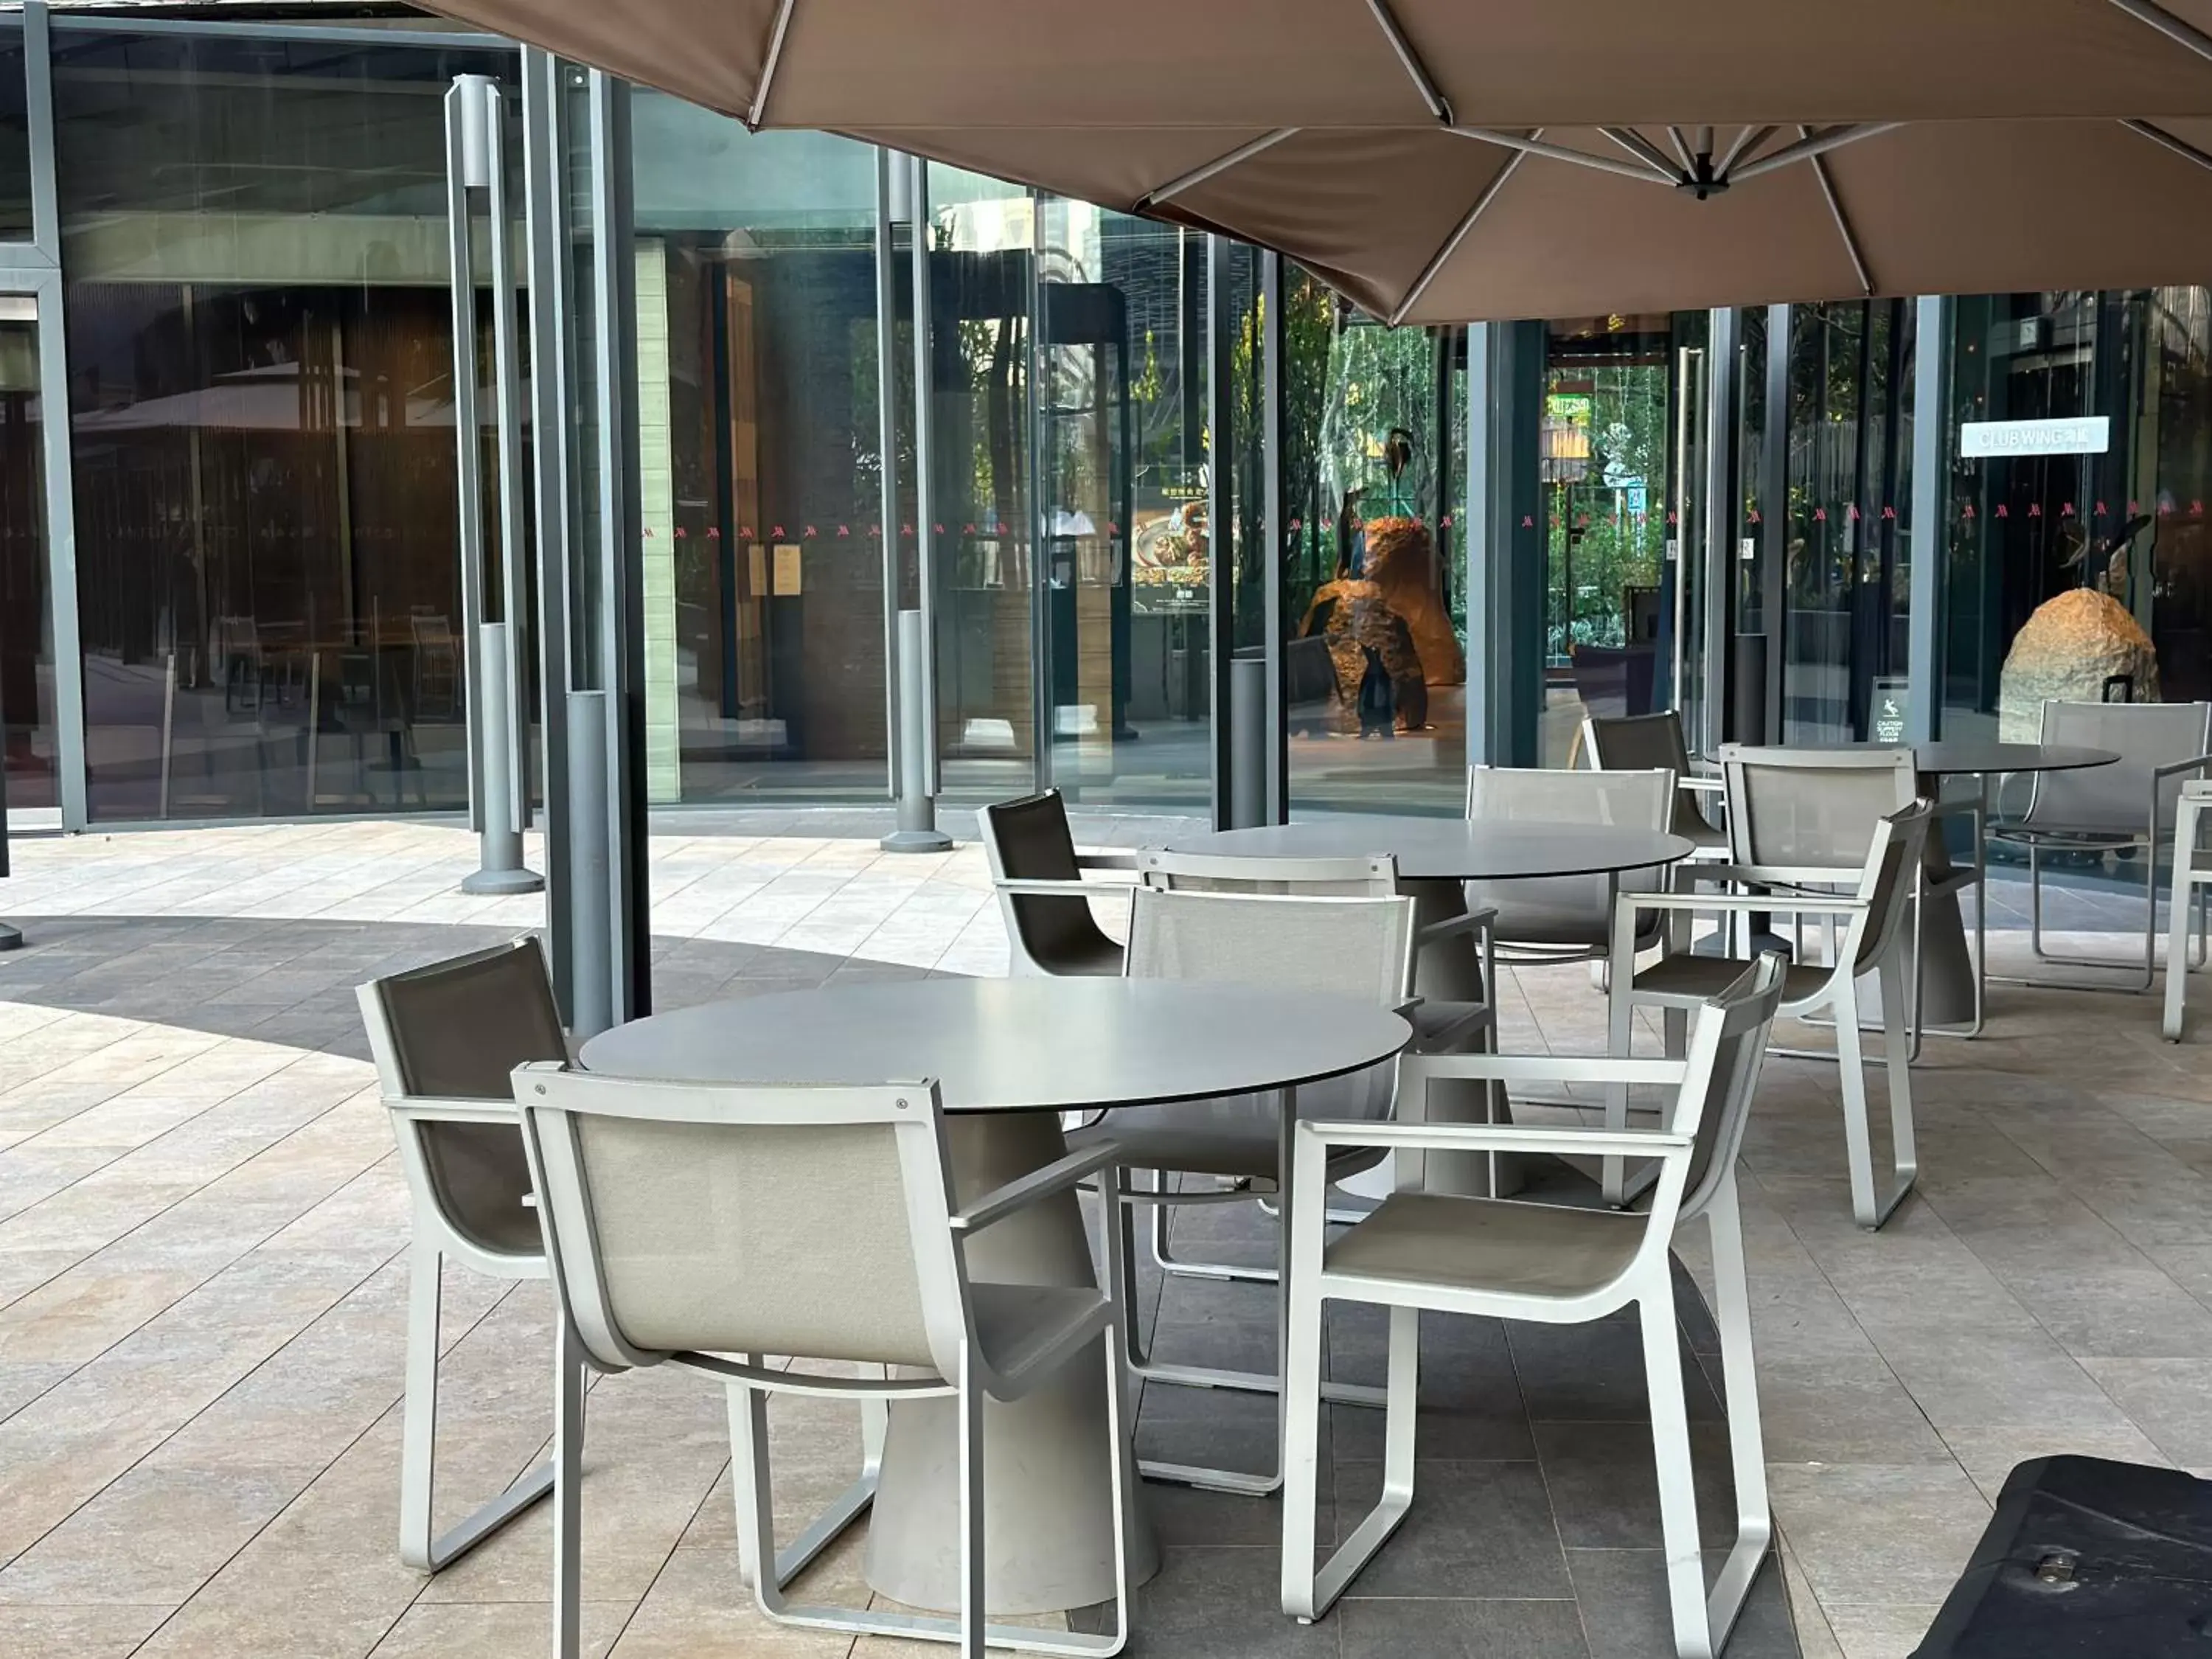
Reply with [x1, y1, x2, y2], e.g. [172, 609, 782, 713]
[0, 818, 2207, 1657]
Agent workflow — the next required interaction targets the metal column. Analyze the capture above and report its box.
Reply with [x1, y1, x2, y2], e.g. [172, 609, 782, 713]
[1907, 296, 1952, 743]
[1206, 236, 1235, 827]
[447, 74, 541, 895]
[1466, 321, 1542, 768]
[1759, 304, 1792, 745]
[1259, 251, 1287, 824]
[882, 151, 950, 852]
[1700, 307, 1742, 759]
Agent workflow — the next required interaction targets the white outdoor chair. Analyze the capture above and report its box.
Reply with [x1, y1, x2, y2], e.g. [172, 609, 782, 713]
[1463, 764, 1677, 974]
[1070, 881, 1416, 1495]
[355, 938, 568, 1573]
[2164, 780, 2212, 1040]
[1989, 699, 2212, 992]
[514, 1063, 1135, 1659]
[1615, 801, 1931, 1229]
[1281, 955, 1787, 1659]
[1719, 743, 1978, 1051]
[981, 789, 1136, 976]
[1582, 711, 1728, 860]
[1131, 847, 1496, 1273]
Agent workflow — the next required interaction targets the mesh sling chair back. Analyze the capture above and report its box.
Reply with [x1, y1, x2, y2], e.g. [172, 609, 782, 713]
[1281, 955, 1787, 1658]
[1582, 711, 1728, 857]
[1618, 801, 1933, 1229]
[1462, 765, 1676, 962]
[515, 1065, 1135, 1659]
[981, 789, 1135, 976]
[1992, 699, 2212, 992]
[355, 937, 569, 1573]
[1719, 742, 1979, 1049]
[1077, 881, 1416, 1495]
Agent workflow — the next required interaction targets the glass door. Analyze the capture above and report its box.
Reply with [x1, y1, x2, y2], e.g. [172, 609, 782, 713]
[0, 296, 51, 814]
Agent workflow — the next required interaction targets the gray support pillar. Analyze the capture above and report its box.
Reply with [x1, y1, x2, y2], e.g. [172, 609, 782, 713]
[587, 69, 650, 1021]
[1760, 304, 1792, 745]
[883, 153, 950, 853]
[1206, 236, 1235, 827]
[1908, 296, 1953, 743]
[1700, 307, 1742, 759]
[521, 46, 575, 1012]
[451, 74, 540, 898]
[1466, 321, 1543, 768]
[875, 147, 903, 808]
[1259, 251, 1287, 823]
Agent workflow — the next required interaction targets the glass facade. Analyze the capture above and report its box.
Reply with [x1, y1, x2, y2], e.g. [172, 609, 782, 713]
[54, 27, 518, 821]
[8, 13, 2212, 838]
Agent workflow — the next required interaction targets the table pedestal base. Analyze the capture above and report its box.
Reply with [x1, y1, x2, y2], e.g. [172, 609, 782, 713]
[1401, 877, 1497, 1197]
[865, 1113, 1160, 1615]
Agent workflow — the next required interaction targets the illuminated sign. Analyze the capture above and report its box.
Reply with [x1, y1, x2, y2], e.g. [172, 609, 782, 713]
[1960, 417, 2110, 458]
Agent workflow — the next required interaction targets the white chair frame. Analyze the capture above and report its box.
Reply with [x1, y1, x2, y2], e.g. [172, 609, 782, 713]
[1579, 710, 1731, 863]
[981, 789, 1138, 977]
[1992, 699, 2212, 995]
[2165, 782, 2212, 1040]
[1614, 805, 1930, 1228]
[515, 1063, 1136, 1659]
[1280, 963, 1783, 1658]
[356, 940, 559, 1574]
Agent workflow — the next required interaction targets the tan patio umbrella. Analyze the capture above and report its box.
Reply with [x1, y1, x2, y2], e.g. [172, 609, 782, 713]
[431, 0, 2212, 319]
[432, 1, 2212, 133]
[850, 116, 2212, 322]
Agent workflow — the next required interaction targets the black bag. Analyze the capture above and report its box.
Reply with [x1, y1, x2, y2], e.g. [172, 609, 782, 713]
[1912, 1455, 2212, 1657]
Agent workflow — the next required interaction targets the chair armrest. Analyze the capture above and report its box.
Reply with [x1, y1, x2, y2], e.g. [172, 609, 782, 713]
[951, 1141, 1124, 1234]
[1298, 1118, 1691, 1161]
[1074, 850, 1141, 872]
[1419, 905, 1498, 944]
[1403, 1052, 1688, 1088]
[1679, 775, 1725, 796]
[993, 877, 1109, 898]
[1618, 887, 1865, 918]
[2156, 751, 2212, 782]
[386, 1092, 521, 1126]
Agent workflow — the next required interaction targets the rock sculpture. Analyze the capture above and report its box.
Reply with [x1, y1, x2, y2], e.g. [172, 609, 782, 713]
[1997, 586, 2160, 740]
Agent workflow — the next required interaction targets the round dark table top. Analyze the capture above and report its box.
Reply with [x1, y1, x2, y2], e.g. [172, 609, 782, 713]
[577, 976, 1412, 1115]
[1787, 741, 2121, 776]
[1160, 817, 1694, 883]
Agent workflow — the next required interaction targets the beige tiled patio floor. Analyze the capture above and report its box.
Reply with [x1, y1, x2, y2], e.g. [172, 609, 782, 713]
[0, 817, 2206, 1657]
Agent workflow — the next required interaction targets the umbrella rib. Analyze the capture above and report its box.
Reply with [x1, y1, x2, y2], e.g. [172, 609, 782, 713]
[1451, 127, 1674, 184]
[745, 0, 801, 128]
[1364, 0, 1453, 124]
[1599, 127, 1687, 182]
[2124, 116, 2212, 172]
[1665, 126, 1697, 172]
[1137, 128, 1301, 209]
[1802, 129, 1872, 295]
[1389, 134, 1537, 327]
[2108, 0, 2212, 64]
[1728, 122, 1899, 184]
[1716, 124, 1774, 178]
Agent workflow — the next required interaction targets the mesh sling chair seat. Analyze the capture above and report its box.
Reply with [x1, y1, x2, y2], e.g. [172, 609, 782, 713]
[1281, 956, 1787, 1659]
[1065, 879, 1418, 1495]
[515, 1065, 1137, 1659]
[355, 937, 571, 1573]
[1462, 765, 1677, 961]
[1988, 699, 2212, 992]
[1616, 802, 1932, 1230]
[1099, 849, 1495, 1302]
[1582, 712, 1729, 858]
[2166, 781, 2212, 1040]
[982, 789, 1137, 976]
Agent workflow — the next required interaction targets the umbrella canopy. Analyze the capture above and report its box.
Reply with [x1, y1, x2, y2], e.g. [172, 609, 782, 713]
[434, 1, 2212, 131]
[864, 116, 2212, 323]
[430, 0, 2212, 319]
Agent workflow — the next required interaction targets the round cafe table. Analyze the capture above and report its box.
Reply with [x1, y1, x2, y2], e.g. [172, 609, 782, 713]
[1785, 742, 2119, 1031]
[579, 975, 1409, 1617]
[1161, 818, 1694, 1192]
